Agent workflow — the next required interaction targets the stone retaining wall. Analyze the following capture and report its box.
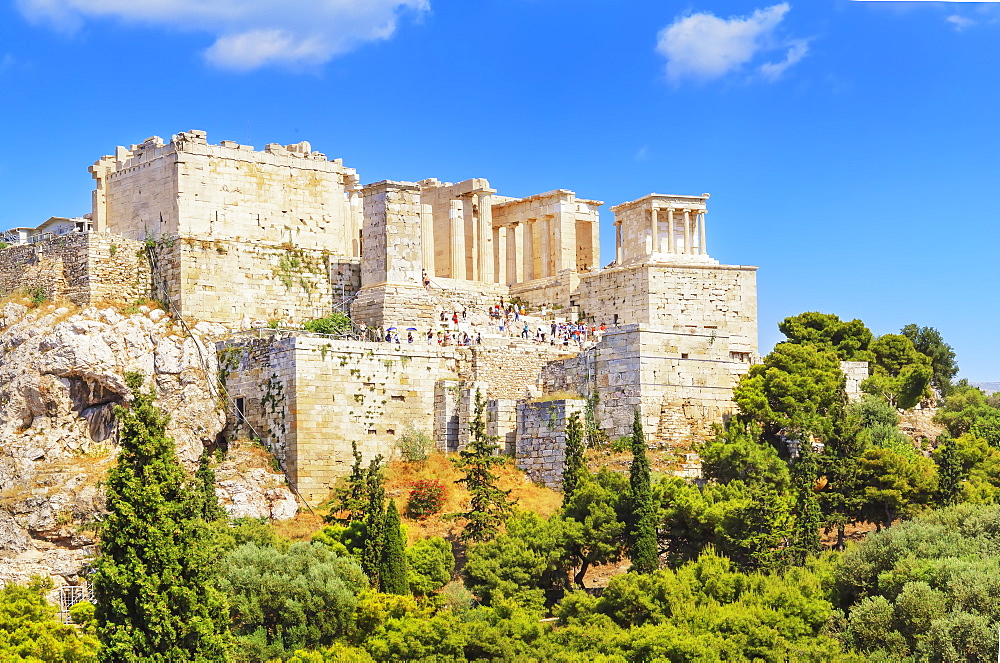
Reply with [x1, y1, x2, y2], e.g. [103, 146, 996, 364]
[0, 232, 149, 306]
[151, 238, 359, 327]
[515, 399, 586, 487]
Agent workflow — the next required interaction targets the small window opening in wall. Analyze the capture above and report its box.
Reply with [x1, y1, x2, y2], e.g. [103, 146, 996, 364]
[235, 398, 245, 418]
[704, 325, 717, 329]
[367, 429, 377, 435]
[391, 395, 405, 402]
[613, 314, 619, 325]
[386, 429, 396, 435]
[681, 353, 689, 359]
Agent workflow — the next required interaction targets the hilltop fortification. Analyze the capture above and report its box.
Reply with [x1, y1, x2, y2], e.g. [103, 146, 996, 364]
[2, 130, 759, 501]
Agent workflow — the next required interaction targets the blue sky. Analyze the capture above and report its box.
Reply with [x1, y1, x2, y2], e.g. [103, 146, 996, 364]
[1, 0, 999, 379]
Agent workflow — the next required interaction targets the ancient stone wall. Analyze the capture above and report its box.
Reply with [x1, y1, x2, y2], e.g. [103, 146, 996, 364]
[842, 361, 869, 400]
[557, 325, 752, 445]
[92, 131, 362, 253]
[220, 334, 460, 502]
[150, 238, 358, 326]
[460, 342, 575, 400]
[509, 272, 579, 310]
[0, 232, 149, 306]
[577, 263, 758, 354]
[515, 399, 586, 487]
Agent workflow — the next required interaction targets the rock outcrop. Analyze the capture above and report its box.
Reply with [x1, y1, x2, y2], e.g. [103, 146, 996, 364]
[0, 300, 298, 588]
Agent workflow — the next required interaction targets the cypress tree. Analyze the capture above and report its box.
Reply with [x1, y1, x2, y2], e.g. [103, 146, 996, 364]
[627, 408, 659, 573]
[935, 434, 964, 506]
[195, 447, 226, 522]
[93, 373, 229, 661]
[361, 456, 386, 589]
[790, 446, 822, 564]
[562, 411, 586, 506]
[451, 389, 515, 542]
[379, 500, 409, 595]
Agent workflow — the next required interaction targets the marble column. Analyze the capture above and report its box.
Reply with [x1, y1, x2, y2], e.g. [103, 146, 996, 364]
[477, 193, 494, 283]
[496, 225, 507, 284]
[420, 202, 435, 276]
[524, 218, 535, 281]
[615, 222, 623, 264]
[683, 209, 692, 255]
[512, 222, 524, 283]
[540, 216, 552, 277]
[666, 208, 674, 253]
[650, 208, 658, 255]
[698, 210, 707, 255]
[449, 199, 465, 279]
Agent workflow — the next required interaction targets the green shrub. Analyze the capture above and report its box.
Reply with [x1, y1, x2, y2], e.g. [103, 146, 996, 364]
[406, 480, 445, 520]
[406, 537, 455, 595]
[221, 541, 368, 661]
[610, 435, 632, 453]
[304, 312, 352, 335]
[396, 428, 434, 462]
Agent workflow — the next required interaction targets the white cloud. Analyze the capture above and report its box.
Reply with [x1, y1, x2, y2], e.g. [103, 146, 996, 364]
[15, 0, 429, 70]
[758, 38, 809, 81]
[946, 15, 976, 31]
[656, 3, 806, 83]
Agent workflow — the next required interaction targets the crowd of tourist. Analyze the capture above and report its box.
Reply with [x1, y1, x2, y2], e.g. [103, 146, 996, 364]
[372, 297, 607, 349]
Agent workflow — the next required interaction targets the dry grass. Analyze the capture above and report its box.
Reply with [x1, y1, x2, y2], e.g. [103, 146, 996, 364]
[527, 390, 584, 403]
[382, 452, 562, 545]
[273, 510, 327, 541]
[279, 451, 563, 546]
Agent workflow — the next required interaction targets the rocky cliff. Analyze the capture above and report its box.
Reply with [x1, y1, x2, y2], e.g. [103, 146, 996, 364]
[0, 300, 297, 588]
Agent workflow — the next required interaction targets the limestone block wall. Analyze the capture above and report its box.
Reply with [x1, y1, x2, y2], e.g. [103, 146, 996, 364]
[558, 325, 751, 445]
[488, 398, 518, 455]
[577, 263, 758, 354]
[460, 343, 575, 400]
[151, 238, 357, 326]
[842, 361, 870, 400]
[509, 272, 579, 310]
[515, 399, 586, 487]
[426, 277, 508, 318]
[92, 131, 362, 254]
[0, 232, 149, 306]
[434, 380, 461, 452]
[221, 335, 460, 502]
[218, 334, 297, 467]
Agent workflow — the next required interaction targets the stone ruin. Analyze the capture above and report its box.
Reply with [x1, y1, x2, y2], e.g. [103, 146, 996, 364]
[2, 130, 760, 501]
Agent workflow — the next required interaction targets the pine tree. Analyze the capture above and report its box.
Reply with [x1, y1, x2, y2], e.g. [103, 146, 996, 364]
[327, 441, 368, 523]
[627, 408, 659, 574]
[562, 411, 586, 506]
[451, 389, 515, 542]
[379, 500, 409, 595]
[93, 372, 229, 661]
